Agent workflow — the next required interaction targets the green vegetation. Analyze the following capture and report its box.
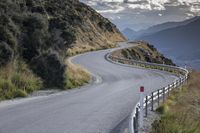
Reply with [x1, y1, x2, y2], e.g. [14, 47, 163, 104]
[0, 0, 124, 92]
[156, 104, 170, 115]
[0, 61, 43, 100]
[150, 71, 200, 133]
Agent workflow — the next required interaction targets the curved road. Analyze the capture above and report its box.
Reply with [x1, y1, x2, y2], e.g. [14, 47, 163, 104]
[0, 42, 177, 133]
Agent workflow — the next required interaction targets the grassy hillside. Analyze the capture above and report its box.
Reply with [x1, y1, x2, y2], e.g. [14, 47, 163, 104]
[0, 0, 125, 100]
[112, 41, 175, 65]
[151, 71, 200, 133]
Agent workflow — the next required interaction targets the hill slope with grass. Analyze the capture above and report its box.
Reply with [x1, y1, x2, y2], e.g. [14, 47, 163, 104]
[111, 41, 175, 65]
[0, 0, 125, 100]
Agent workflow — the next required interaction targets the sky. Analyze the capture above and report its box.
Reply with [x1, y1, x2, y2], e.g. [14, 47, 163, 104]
[80, 0, 200, 31]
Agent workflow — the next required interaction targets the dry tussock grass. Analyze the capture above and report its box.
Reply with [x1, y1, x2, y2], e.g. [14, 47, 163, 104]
[65, 60, 90, 89]
[0, 61, 43, 100]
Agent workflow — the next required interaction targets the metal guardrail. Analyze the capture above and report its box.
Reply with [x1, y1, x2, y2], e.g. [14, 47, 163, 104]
[107, 53, 189, 133]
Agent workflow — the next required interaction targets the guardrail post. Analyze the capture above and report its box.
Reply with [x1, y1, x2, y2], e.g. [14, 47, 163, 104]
[175, 81, 177, 88]
[145, 96, 148, 117]
[135, 108, 139, 133]
[179, 78, 182, 90]
[163, 88, 165, 103]
[139, 86, 144, 130]
[184, 77, 187, 85]
[158, 89, 160, 106]
[133, 117, 137, 133]
[168, 85, 170, 97]
[151, 92, 154, 111]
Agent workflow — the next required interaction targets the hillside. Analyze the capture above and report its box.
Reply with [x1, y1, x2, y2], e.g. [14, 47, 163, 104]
[138, 17, 200, 69]
[112, 41, 175, 66]
[0, 0, 125, 99]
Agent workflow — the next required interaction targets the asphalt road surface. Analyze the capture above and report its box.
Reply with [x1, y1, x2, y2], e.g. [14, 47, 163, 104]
[0, 42, 177, 133]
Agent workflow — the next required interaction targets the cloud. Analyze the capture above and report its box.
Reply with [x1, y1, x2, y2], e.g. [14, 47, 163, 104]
[97, 5, 125, 13]
[190, 4, 200, 13]
[80, 0, 200, 30]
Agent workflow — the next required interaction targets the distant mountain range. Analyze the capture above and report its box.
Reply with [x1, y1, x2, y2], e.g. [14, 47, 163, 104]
[122, 28, 138, 40]
[122, 16, 199, 40]
[134, 16, 200, 69]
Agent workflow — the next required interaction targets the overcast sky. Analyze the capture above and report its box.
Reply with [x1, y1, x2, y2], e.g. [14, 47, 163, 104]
[80, 0, 200, 31]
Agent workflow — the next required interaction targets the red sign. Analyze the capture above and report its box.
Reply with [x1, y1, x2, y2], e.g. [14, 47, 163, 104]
[140, 86, 144, 92]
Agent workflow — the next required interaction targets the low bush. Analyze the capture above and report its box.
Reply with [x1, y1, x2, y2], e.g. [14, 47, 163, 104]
[30, 52, 65, 88]
[0, 41, 13, 66]
[0, 79, 16, 99]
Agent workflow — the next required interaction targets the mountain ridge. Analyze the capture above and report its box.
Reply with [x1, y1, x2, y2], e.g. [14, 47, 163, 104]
[138, 16, 200, 69]
[122, 16, 199, 40]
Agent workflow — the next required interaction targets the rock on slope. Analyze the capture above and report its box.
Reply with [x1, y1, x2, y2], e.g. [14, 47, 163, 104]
[0, 0, 125, 88]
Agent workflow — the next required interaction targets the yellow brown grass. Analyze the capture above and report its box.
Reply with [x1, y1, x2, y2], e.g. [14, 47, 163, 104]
[151, 71, 200, 133]
[66, 43, 116, 56]
[65, 60, 91, 89]
[0, 60, 43, 100]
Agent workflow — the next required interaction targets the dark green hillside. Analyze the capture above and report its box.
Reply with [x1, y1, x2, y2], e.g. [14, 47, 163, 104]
[0, 0, 125, 99]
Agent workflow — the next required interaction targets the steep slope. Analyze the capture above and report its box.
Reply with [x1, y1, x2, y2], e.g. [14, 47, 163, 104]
[0, 0, 125, 97]
[138, 17, 200, 69]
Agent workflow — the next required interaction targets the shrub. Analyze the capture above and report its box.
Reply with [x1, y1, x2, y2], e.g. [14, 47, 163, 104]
[156, 104, 169, 114]
[21, 13, 50, 61]
[0, 79, 16, 99]
[30, 52, 66, 88]
[0, 25, 17, 48]
[0, 41, 13, 66]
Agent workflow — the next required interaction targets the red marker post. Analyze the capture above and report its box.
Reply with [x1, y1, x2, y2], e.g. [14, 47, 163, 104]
[139, 86, 144, 130]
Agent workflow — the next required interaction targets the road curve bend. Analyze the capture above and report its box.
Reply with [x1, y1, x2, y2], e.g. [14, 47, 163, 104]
[0, 42, 177, 133]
